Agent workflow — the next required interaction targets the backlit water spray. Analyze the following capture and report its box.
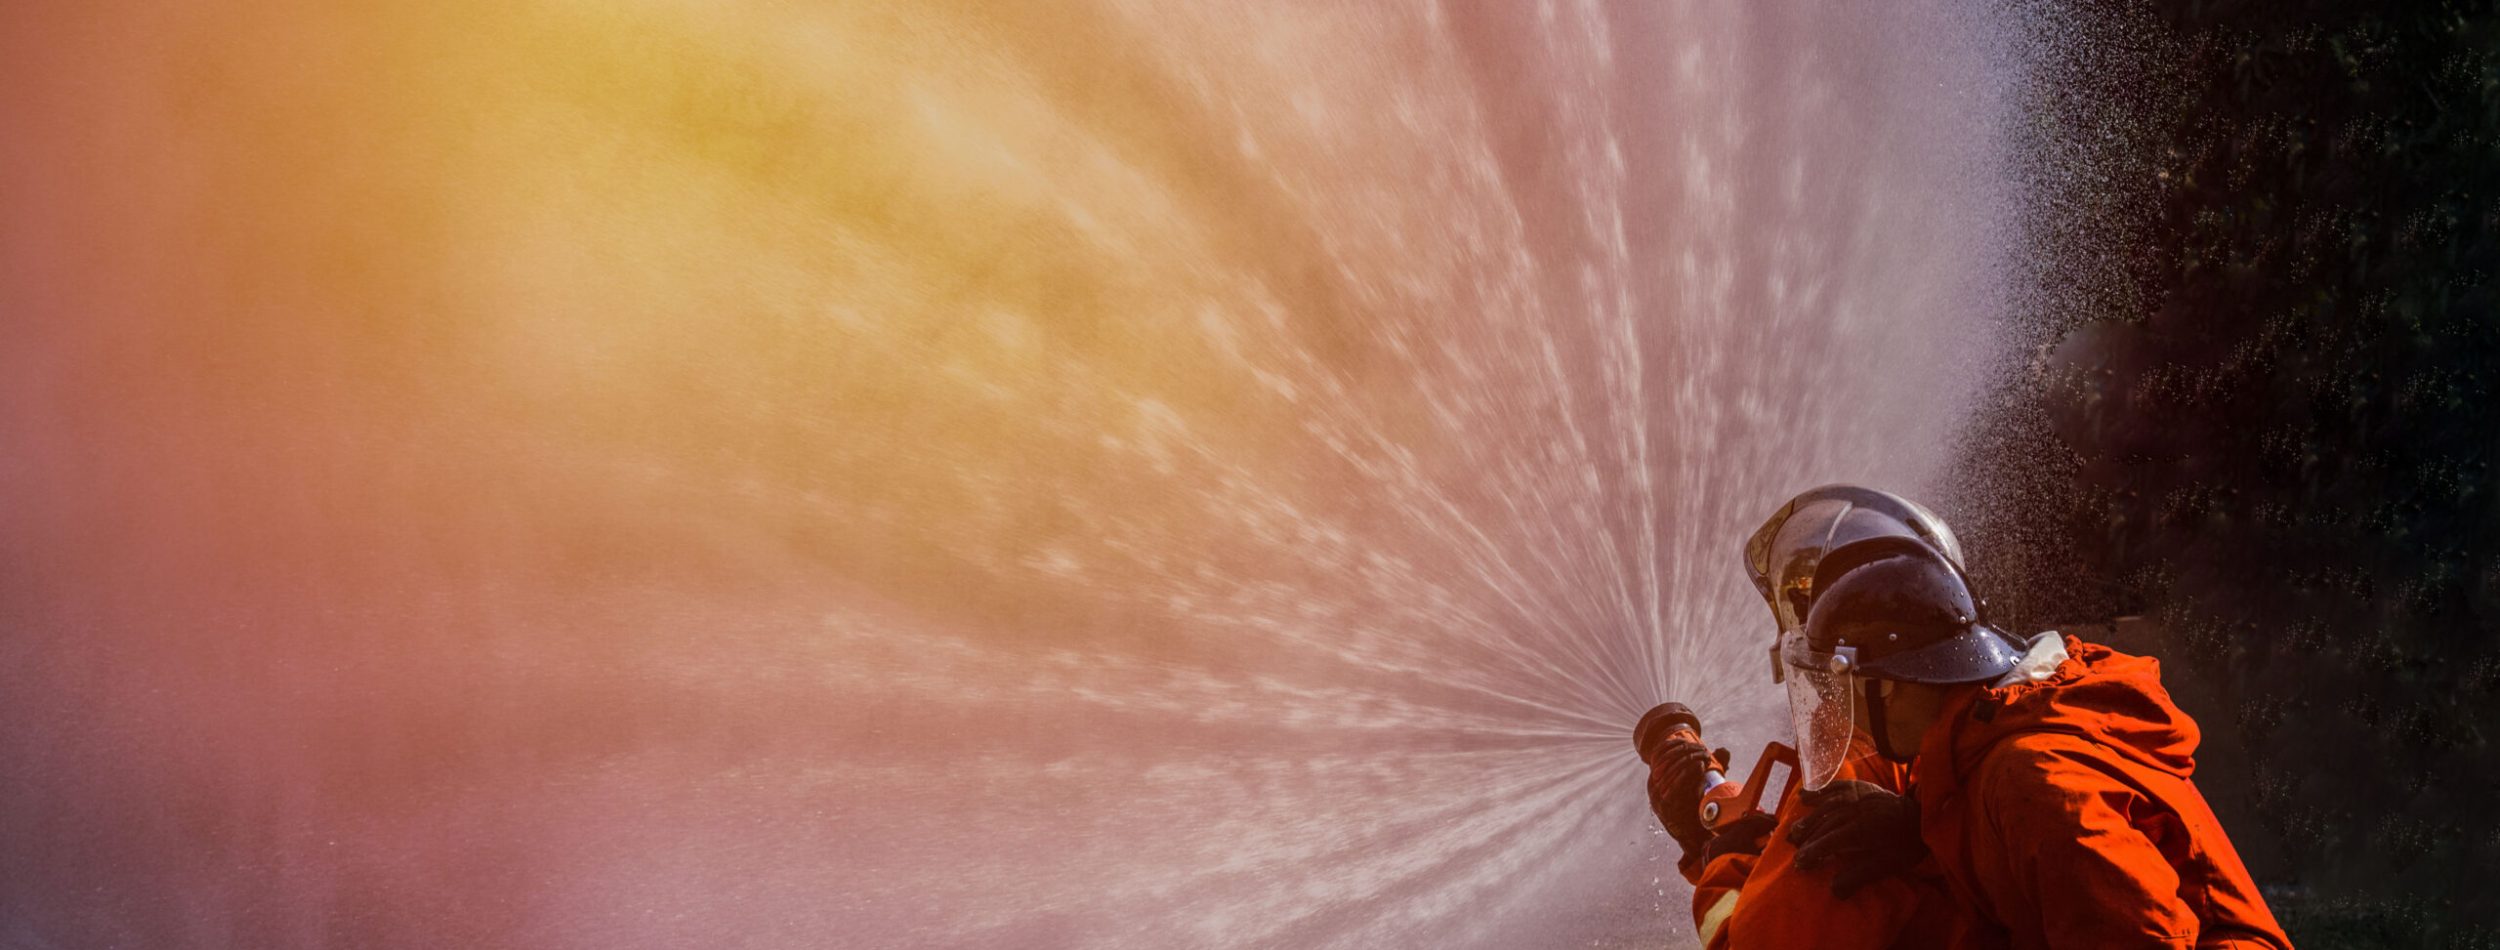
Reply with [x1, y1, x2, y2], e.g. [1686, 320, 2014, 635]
[0, 1, 2025, 946]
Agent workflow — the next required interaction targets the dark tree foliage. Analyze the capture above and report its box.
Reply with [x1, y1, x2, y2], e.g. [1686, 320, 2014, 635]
[1958, 1, 2500, 945]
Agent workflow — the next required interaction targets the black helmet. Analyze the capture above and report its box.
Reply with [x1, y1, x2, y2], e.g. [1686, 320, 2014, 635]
[1799, 538, 2022, 685]
[1776, 537, 2022, 788]
[1742, 485, 1965, 633]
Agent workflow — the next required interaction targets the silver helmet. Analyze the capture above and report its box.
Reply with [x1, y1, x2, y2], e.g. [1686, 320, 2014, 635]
[1741, 485, 1965, 635]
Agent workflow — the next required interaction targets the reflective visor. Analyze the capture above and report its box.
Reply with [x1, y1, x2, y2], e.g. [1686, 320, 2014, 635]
[1744, 489, 1966, 634]
[1779, 629, 1857, 790]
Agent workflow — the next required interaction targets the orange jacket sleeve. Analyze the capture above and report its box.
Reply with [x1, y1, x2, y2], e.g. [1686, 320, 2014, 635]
[1968, 733, 2200, 949]
[1692, 795, 1979, 949]
[1684, 737, 1976, 950]
[1688, 850, 1756, 949]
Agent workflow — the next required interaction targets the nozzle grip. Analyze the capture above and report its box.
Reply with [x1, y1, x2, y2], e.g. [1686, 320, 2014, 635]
[1708, 741, 1801, 830]
[1633, 702, 1705, 766]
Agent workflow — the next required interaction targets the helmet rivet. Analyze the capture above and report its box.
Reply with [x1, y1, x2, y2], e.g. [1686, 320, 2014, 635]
[1954, 612, 1970, 624]
[1886, 632, 1899, 641]
[1827, 654, 1852, 674]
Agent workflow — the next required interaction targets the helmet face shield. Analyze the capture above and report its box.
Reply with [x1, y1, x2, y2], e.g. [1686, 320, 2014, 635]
[1779, 629, 1858, 790]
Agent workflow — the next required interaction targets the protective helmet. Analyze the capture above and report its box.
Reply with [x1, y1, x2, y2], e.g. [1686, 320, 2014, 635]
[1777, 537, 2024, 788]
[1742, 485, 1965, 634]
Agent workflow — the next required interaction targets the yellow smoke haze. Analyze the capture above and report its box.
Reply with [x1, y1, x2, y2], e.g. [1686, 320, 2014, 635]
[0, 1, 2019, 946]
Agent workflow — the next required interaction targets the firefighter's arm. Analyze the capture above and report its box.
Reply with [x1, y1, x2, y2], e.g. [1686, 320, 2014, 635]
[1688, 850, 1756, 949]
[1974, 736, 2198, 949]
[1684, 810, 1776, 947]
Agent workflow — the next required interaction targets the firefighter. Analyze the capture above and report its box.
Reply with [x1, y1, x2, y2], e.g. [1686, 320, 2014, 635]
[1772, 524, 2293, 948]
[1647, 486, 1985, 948]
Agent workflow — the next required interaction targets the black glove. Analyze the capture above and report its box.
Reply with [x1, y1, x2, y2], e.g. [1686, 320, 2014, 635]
[1786, 779, 1927, 899]
[1700, 811, 1778, 865]
[1645, 738, 1714, 851]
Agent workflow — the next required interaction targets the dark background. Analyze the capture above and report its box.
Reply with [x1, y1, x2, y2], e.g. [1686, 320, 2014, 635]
[1950, 1, 2500, 946]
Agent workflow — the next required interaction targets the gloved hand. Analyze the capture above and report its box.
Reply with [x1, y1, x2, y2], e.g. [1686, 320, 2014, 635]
[1700, 811, 1778, 865]
[1785, 779, 1927, 899]
[1645, 738, 1716, 852]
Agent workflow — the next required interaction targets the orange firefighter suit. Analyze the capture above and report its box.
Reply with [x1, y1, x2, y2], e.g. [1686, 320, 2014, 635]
[1911, 635, 2292, 949]
[1682, 736, 1985, 949]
